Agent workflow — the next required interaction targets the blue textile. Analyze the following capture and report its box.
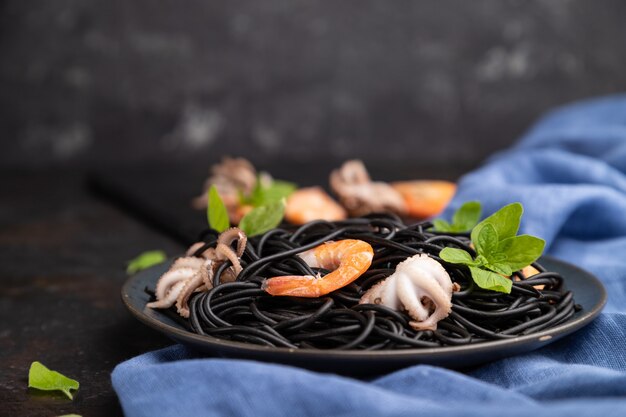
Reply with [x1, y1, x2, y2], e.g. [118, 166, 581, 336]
[112, 95, 626, 417]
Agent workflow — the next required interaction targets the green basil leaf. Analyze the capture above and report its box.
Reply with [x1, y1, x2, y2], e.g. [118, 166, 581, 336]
[248, 179, 297, 207]
[474, 223, 499, 258]
[208, 185, 230, 233]
[451, 201, 482, 232]
[432, 219, 453, 232]
[468, 266, 512, 293]
[28, 361, 79, 400]
[126, 250, 167, 274]
[439, 247, 476, 265]
[485, 262, 513, 276]
[497, 234, 546, 271]
[239, 200, 286, 237]
[475, 202, 523, 241]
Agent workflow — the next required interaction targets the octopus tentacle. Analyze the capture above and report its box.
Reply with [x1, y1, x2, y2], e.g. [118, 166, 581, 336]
[186, 243, 217, 259]
[146, 281, 186, 309]
[360, 254, 454, 331]
[218, 227, 248, 257]
[153, 267, 196, 301]
[175, 270, 207, 318]
[216, 242, 243, 275]
[171, 256, 205, 270]
[201, 260, 216, 290]
[148, 228, 248, 317]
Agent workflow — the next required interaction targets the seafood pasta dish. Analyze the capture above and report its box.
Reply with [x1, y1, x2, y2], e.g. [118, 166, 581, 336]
[146, 202, 578, 350]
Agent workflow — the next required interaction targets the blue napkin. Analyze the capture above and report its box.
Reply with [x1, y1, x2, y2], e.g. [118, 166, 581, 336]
[112, 95, 626, 417]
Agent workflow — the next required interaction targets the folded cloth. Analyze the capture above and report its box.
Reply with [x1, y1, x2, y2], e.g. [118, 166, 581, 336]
[112, 95, 626, 417]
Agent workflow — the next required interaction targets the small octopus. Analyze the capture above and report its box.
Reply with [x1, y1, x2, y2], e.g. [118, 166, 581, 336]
[360, 254, 458, 331]
[191, 157, 259, 223]
[147, 227, 247, 318]
[330, 160, 407, 217]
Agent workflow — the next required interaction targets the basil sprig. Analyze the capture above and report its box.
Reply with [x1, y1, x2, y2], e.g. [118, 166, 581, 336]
[238, 199, 286, 237]
[243, 178, 296, 207]
[433, 201, 482, 233]
[207, 185, 230, 233]
[208, 184, 286, 237]
[439, 202, 545, 293]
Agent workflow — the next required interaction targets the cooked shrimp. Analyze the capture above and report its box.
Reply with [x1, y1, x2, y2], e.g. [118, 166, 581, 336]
[391, 180, 456, 218]
[285, 187, 347, 225]
[262, 239, 374, 297]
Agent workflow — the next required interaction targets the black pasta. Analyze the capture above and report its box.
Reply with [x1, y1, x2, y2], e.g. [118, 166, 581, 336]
[164, 214, 578, 350]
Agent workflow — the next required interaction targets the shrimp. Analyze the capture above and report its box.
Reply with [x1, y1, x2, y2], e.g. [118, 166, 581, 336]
[285, 187, 347, 225]
[262, 239, 374, 297]
[391, 180, 456, 219]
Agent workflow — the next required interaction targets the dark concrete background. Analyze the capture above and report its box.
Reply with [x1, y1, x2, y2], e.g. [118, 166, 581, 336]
[1, 0, 625, 171]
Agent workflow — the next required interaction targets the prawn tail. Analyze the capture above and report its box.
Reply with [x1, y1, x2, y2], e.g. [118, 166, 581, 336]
[262, 275, 320, 297]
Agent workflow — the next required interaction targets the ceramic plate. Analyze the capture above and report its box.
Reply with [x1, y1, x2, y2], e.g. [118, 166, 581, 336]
[121, 256, 606, 375]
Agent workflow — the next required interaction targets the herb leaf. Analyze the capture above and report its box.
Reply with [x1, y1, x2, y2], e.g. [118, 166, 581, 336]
[239, 200, 286, 237]
[28, 361, 79, 400]
[247, 179, 296, 207]
[433, 201, 482, 233]
[432, 219, 452, 231]
[126, 250, 167, 274]
[474, 223, 499, 259]
[439, 247, 477, 265]
[208, 185, 230, 233]
[438, 202, 545, 294]
[485, 262, 513, 276]
[451, 201, 482, 231]
[497, 234, 545, 271]
[473, 202, 522, 242]
[468, 266, 513, 293]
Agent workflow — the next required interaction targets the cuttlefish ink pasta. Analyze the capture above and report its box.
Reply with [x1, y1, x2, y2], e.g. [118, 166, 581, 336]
[149, 215, 578, 350]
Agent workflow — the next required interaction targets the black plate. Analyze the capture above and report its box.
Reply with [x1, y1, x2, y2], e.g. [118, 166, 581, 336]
[121, 256, 606, 375]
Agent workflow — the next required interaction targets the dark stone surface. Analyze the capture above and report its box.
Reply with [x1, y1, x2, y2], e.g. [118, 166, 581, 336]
[0, 173, 181, 417]
[1, 0, 626, 170]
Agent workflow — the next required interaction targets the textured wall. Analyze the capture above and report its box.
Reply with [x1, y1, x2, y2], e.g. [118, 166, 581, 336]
[1, 0, 625, 170]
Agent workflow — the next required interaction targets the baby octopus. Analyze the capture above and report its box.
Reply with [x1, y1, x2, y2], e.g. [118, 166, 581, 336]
[360, 254, 457, 331]
[147, 227, 247, 318]
[330, 160, 407, 217]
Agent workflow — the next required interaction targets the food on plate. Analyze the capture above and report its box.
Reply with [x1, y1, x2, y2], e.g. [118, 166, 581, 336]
[392, 180, 456, 218]
[360, 254, 457, 331]
[147, 200, 579, 350]
[284, 187, 347, 225]
[192, 157, 258, 223]
[148, 227, 247, 317]
[330, 160, 407, 217]
[262, 239, 373, 297]
[193, 157, 460, 223]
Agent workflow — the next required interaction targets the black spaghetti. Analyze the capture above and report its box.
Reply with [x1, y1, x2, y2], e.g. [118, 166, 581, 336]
[160, 215, 578, 350]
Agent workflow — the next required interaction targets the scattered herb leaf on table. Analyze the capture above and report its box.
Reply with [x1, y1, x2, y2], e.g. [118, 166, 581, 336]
[28, 361, 79, 400]
[126, 250, 167, 274]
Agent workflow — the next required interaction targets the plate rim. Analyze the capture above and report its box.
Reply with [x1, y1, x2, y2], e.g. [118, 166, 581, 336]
[121, 255, 607, 360]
